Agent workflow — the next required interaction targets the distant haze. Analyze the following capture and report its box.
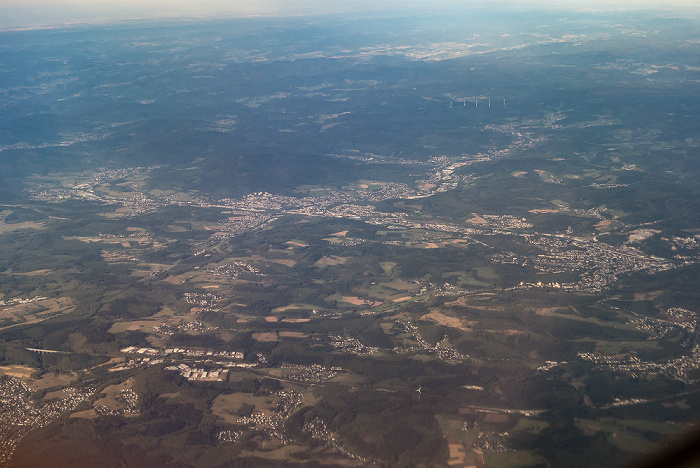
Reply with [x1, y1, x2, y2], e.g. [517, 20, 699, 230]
[1, 0, 699, 29]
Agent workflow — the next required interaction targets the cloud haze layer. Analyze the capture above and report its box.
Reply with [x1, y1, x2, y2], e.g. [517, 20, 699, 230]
[0, 0, 699, 29]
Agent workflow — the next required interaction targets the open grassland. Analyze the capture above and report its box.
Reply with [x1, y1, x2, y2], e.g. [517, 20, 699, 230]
[93, 379, 135, 413]
[30, 371, 78, 390]
[0, 210, 45, 233]
[0, 297, 74, 331]
[0, 365, 36, 380]
[422, 310, 476, 332]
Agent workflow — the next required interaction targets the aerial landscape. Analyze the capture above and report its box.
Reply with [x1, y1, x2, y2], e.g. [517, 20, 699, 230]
[1, 2, 700, 467]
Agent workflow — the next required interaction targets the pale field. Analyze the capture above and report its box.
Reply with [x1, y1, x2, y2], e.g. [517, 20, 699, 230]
[101, 251, 138, 262]
[266, 258, 298, 267]
[96, 357, 125, 368]
[102, 206, 134, 218]
[315, 256, 349, 266]
[465, 213, 487, 225]
[447, 443, 466, 466]
[342, 296, 366, 306]
[385, 312, 410, 321]
[0, 210, 45, 233]
[594, 219, 612, 230]
[30, 371, 77, 390]
[628, 229, 660, 243]
[153, 306, 181, 318]
[329, 230, 348, 237]
[381, 279, 418, 291]
[634, 290, 663, 301]
[535, 307, 572, 316]
[264, 369, 285, 378]
[0, 365, 36, 380]
[253, 332, 278, 342]
[279, 331, 307, 338]
[202, 224, 225, 231]
[485, 329, 528, 336]
[326, 374, 365, 386]
[70, 410, 99, 419]
[0, 297, 74, 331]
[341, 296, 382, 308]
[285, 240, 308, 248]
[93, 378, 135, 412]
[163, 270, 203, 284]
[77, 234, 155, 247]
[133, 262, 171, 275]
[272, 304, 313, 313]
[379, 261, 396, 274]
[357, 180, 386, 187]
[167, 224, 189, 232]
[422, 310, 476, 332]
[322, 237, 346, 244]
[474, 266, 498, 280]
[443, 295, 501, 311]
[512, 171, 527, 177]
[108, 320, 162, 334]
[147, 189, 176, 196]
[7, 269, 51, 276]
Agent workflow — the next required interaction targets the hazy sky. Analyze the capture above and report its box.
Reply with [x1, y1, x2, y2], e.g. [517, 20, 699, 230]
[1, 0, 698, 29]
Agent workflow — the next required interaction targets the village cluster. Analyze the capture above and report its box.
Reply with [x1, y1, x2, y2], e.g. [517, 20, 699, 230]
[0, 377, 94, 465]
[24, 151, 687, 301]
